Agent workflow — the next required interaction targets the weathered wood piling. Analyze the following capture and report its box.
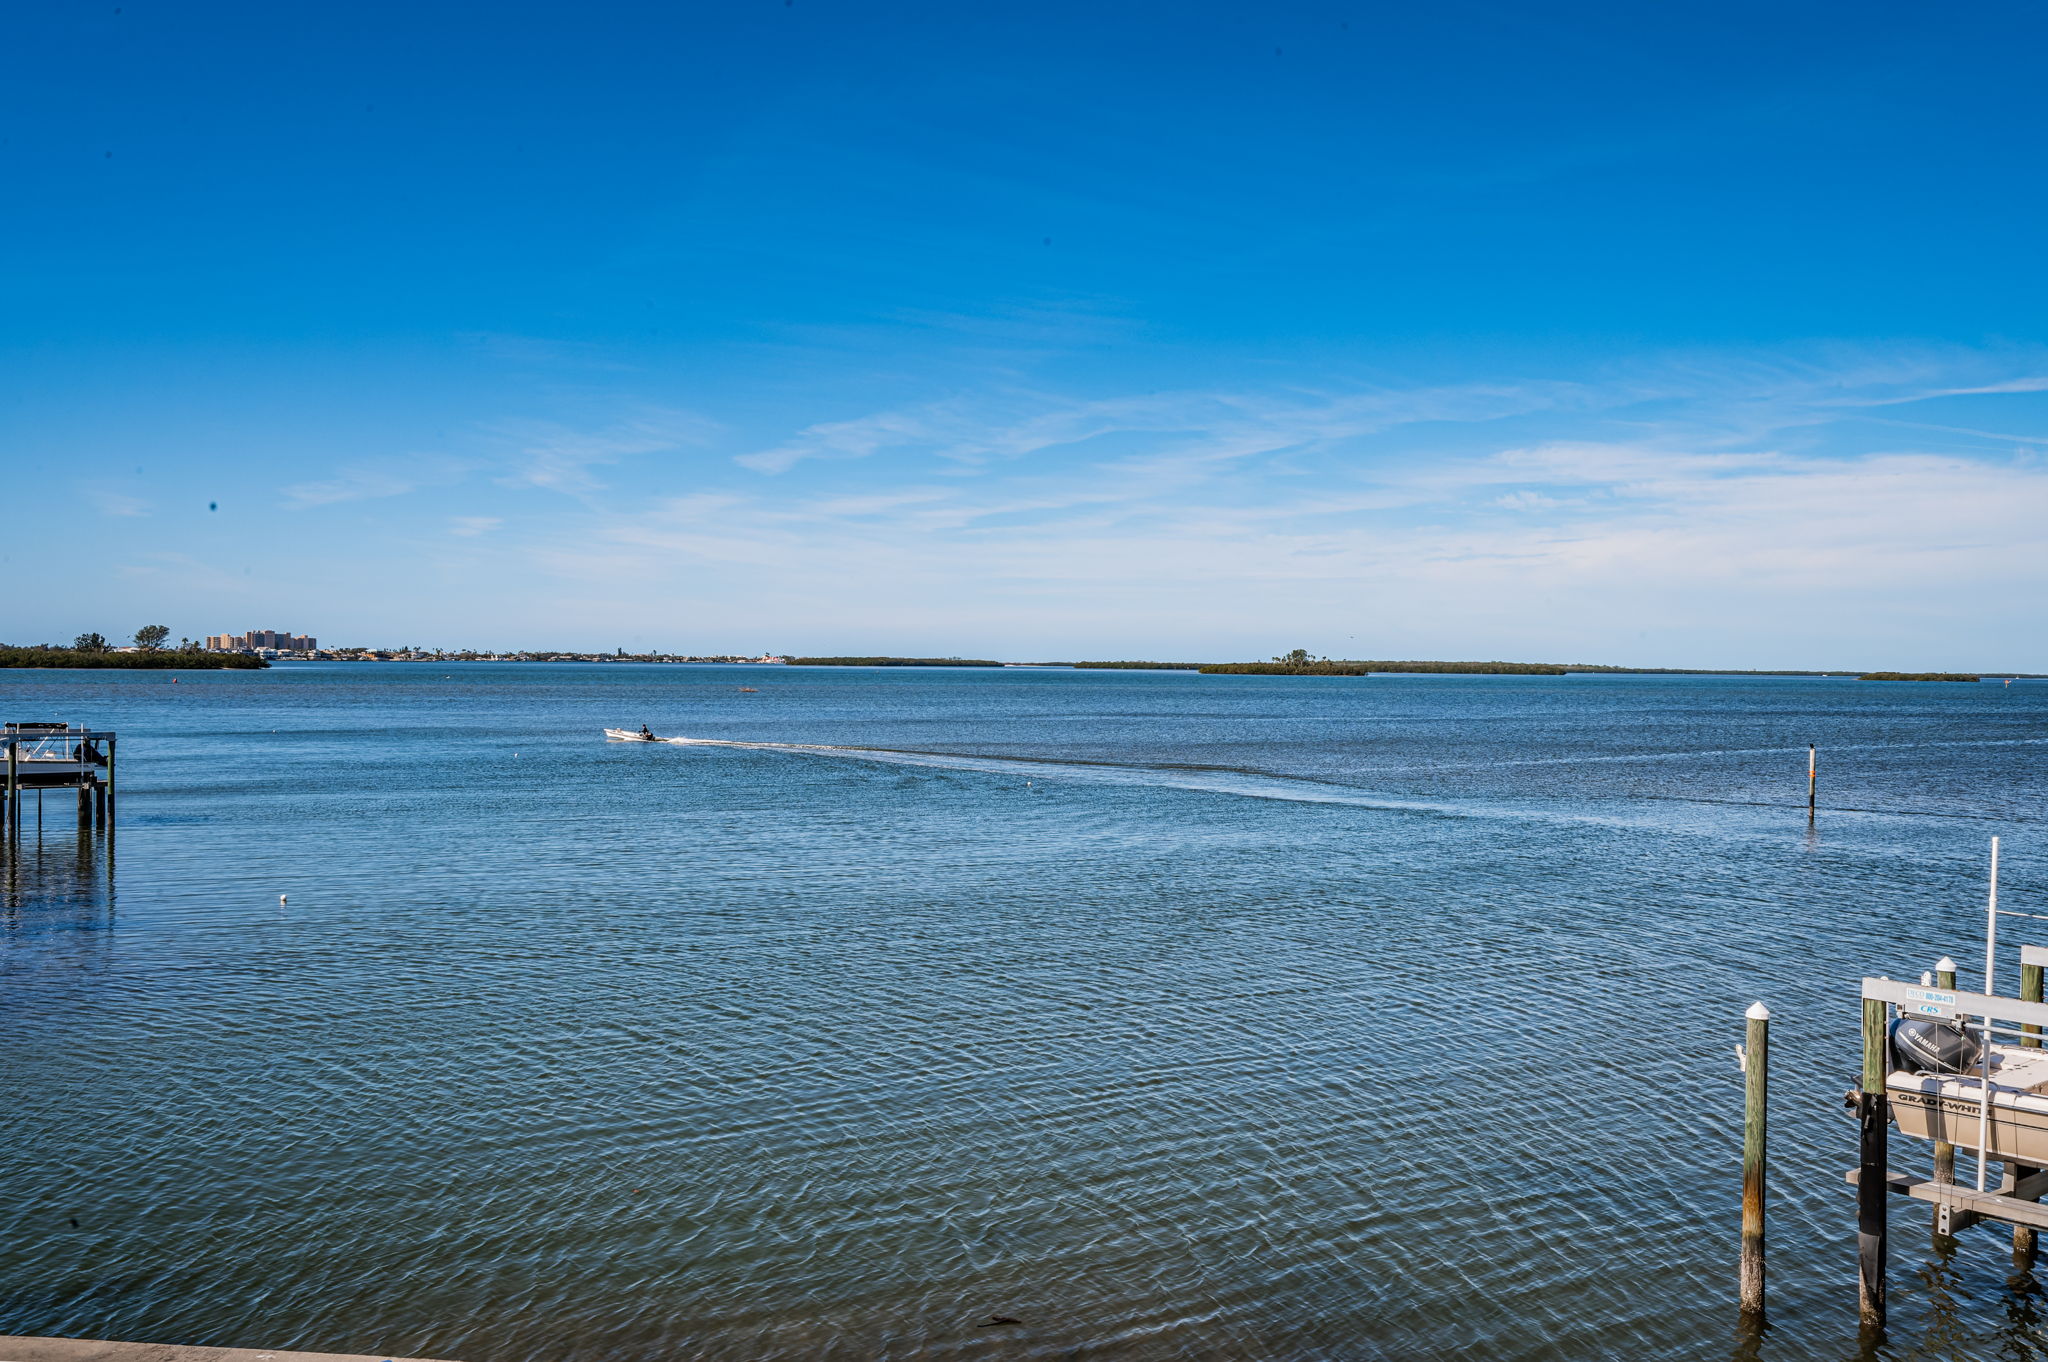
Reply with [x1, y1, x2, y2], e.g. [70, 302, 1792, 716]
[1739, 1002, 1769, 1318]
[2019, 947, 2048, 1269]
[1857, 989, 1889, 1329]
[1933, 958, 1958, 1200]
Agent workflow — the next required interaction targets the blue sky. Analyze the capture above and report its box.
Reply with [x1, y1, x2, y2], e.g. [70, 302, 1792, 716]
[7, 0, 2048, 665]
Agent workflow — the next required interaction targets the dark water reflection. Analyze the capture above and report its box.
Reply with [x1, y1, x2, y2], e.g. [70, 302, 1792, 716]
[1, 665, 2046, 1361]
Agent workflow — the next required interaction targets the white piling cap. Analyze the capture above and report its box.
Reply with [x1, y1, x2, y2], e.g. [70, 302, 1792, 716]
[1746, 1001, 1771, 1020]
[1938, 957, 1958, 973]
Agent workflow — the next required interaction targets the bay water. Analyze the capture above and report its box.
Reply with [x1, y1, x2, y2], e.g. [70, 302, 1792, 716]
[2, 664, 2044, 1360]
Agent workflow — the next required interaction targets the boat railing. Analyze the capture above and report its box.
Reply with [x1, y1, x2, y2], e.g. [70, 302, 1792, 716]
[1, 728, 113, 763]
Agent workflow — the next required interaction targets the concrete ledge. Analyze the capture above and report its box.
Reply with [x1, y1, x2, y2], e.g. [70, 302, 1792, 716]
[0, 1337, 456, 1362]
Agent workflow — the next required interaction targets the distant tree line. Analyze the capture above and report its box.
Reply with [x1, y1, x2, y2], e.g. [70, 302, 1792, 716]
[1548, 664, 1861, 676]
[1858, 671, 1982, 682]
[1073, 657, 1570, 674]
[0, 623, 265, 669]
[0, 645, 265, 670]
[789, 657, 1004, 667]
[1199, 660, 1381, 676]
[1069, 652, 1889, 677]
[1197, 649, 1569, 676]
[1315, 660, 1570, 675]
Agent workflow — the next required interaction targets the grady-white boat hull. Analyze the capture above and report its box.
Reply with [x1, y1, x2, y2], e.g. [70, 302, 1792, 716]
[1890, 1044, 2048, 1167]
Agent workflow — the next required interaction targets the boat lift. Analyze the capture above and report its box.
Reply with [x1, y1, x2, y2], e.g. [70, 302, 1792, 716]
[1, 722, 116, 843]
[1850, 837, 2046, 1328]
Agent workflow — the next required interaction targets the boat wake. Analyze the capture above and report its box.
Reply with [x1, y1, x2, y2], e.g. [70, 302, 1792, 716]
[646, 735, 1467, 815]
[621, 732, 2037, 832]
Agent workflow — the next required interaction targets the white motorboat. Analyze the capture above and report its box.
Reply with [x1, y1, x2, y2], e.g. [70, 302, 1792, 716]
[604, 728, 663, 742]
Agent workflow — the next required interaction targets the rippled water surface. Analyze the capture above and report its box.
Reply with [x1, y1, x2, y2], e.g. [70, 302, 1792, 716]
[3, 664, 2046, 1361]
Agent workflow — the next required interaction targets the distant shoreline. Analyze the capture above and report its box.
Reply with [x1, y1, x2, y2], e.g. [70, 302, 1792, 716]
[37, 651, 2034, 678]
[1067, 659, 2044, 678]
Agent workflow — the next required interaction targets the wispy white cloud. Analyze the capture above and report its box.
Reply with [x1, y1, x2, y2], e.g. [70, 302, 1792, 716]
[82, 487, 150, 517]
[280, 407, 715, 513]
[1859, 375, 2048, 406]
[185, 341, 2048, 664]
[456, 332, 642, 372]
[731, 378, 1593, 476]
[115, 552, 256, 594]
[489, 408, 715, 492]
[1493, 490, 1566, 511]
[735, 408, 955, 474]
[283, 457, 474, 509]
[513, 344, 2048, 663]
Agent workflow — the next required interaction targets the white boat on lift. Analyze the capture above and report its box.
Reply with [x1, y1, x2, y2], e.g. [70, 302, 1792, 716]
[1890, 1043, 2048, 1167]
[1883, 839, 2048, 1168]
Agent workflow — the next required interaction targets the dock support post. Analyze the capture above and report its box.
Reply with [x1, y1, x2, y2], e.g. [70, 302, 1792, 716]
[1859, 993, 1889, 1333]
[2017, 961, 2047, 1271]
[4, 740, 15, 849]
[1933, 959, 1958, 1206]
[1740, 1002, 1769, 1320]
[1808, 744, 1817, 824]
[104, 735, 115, 830]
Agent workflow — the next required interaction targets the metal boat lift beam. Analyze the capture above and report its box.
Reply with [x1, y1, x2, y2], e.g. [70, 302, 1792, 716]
[1862, 977, 2048, 1030]
[1847, 1167, 2048, 1235]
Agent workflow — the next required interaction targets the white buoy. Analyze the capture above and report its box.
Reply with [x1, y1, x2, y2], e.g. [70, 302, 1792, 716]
[279, 894, 287, 905]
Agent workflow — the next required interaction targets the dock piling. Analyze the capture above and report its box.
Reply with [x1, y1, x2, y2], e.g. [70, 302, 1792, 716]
[1859, 992, 1890, 1330]
[1807, 744, 1816, 823]
[1740, 1002, 1769, 1319]
[2018, 956, 2047, 1269]
[1934, 958, 1959, 1208]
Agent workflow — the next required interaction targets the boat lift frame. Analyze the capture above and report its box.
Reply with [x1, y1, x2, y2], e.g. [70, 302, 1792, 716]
[1852, 940, 2048, 1327]
[1, 726, 116, 844]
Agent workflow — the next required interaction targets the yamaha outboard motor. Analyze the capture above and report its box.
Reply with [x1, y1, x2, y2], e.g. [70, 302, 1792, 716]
[1890, 1016, 1985, 1074]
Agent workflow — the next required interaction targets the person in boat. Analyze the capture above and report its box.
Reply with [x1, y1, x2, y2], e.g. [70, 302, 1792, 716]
[639, 724, 656, 740]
